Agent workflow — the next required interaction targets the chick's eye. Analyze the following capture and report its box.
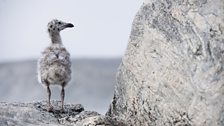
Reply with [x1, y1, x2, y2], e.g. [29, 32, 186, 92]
[58, 22, 61, 24]
[50, 25, 53, 28]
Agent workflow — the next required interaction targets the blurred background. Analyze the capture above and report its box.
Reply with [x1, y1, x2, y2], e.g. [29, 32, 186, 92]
[0, 0, 143, 114]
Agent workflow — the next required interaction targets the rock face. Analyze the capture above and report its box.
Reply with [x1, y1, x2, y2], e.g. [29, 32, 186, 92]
[0, 101, 125, 126]
[107, 0, 224, 125]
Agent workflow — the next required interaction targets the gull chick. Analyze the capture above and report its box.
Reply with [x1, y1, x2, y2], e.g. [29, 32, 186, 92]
[38, 19, 74, 112]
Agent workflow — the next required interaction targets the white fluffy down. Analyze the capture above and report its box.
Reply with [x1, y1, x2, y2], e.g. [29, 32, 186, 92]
[37, 44, 71, 86]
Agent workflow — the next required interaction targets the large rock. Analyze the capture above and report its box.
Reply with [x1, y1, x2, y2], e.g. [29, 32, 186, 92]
[107, 0, 224, 125]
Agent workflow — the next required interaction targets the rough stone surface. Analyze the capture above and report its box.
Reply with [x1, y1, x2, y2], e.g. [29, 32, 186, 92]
[0, 101, 125, 126]
[107, 0, 224, 125]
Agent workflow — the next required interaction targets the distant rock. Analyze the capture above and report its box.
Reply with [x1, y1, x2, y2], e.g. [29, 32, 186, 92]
[107, 0, 224, 125]
[0, 58, 121, 114]
[0, 101, 125, 126]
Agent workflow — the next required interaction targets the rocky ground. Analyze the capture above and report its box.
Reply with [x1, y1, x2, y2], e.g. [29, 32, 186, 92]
[0, 101, 125, 126]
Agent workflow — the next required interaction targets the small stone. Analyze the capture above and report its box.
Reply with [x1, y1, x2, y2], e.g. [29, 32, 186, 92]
[72, 104, 84, 112]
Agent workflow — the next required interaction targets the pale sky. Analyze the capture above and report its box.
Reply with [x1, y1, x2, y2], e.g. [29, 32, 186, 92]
[0, 0, 143, 62]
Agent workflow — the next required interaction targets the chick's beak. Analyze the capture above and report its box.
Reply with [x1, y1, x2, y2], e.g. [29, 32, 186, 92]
[65, 23, 74, 28]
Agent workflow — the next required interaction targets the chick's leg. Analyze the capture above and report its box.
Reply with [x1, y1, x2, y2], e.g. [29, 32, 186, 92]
[47, 85, 53, 112]
[61, 85, 65, 112]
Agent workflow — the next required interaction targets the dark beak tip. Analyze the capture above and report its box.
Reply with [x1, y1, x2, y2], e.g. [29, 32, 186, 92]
[67, 23, 74, 28]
